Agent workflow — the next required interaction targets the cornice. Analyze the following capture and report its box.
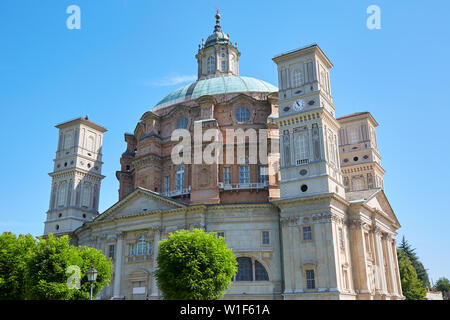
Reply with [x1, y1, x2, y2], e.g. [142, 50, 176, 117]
[274, 192, 349, 208]
[49, 168, 105, 180]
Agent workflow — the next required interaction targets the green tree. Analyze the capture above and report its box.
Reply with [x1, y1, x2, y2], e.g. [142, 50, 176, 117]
[434, 277, 450, 300]
[397, 249, 427, 300]
[155, 229, 237, 300]
[25, 234, 113, 300]
[0, 232, 113, 300]
[398, 237, 430, 288]
[0, 232, 36, 299]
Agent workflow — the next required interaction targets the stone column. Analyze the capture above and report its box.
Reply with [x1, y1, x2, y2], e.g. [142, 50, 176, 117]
[372, 228, 387, 298]
[279, 216, 297, 298]
[391, 238, 403, 298]
[384, 234, 398, 296]
[348, 219, 370, 299]
[150, 225, 162, 298]
[113, 232, 124, 299]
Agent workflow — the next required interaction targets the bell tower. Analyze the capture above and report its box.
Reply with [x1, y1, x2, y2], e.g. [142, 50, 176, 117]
[273, 44, 345, 199]
[44, 116, 107, 237]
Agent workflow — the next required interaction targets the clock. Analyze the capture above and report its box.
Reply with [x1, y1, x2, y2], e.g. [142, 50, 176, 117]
[292, 99, 305, 111]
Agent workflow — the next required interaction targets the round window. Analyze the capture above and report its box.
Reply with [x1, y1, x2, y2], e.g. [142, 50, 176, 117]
[353, 157, 359, 162]
[176, 116, 188, 129]
[301, 185, 308, 192]
[299, 169, 308, 176]
[235, 107, 250, 122]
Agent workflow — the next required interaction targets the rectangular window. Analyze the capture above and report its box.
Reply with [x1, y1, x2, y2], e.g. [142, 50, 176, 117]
[262, 231, 270, 245]
[306, 270, 315, 289]
[217, 232, 225, 239]
[295, 129, 309, 163]
[176, 166, 184, 190]
[108, 244, 115, 259]
[303, 226, 312, 241]
[129, 244, 135, 256]
[164, 176, 170, 193]
[221, 60, 227, 72]
[239, 166, 249, 184]
[223, 167, 232, 185]
[258, 166, 268, 184]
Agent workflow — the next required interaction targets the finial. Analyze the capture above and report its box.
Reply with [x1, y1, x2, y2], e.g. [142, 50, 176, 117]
[214, 7, 222, 32]
[85, 115, 89, 120]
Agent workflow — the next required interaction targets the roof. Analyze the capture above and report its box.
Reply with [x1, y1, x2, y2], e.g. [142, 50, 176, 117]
[336, 112, 378, 126]
[273, 44, 333, 69]
[55, 116, 107, 133]
[205, 31, 230, 47]
[153, 75, 278, 111]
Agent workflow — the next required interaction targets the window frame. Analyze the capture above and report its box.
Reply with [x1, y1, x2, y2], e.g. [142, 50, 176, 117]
[235, 107, 251, 123]
[239, 165, 250, 184]
[306, 269, 315, 289]
[302, 226, 312, 241]
[223, 167, 232, 185]
[176, 166, 185, 191]
[293, 68, 303, 87]
[261, 230, 270, 246]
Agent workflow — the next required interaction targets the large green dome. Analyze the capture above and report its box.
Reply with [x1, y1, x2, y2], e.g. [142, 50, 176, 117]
[153, 75, 277, 111]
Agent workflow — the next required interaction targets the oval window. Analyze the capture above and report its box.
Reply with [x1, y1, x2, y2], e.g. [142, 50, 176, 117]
[176, 116, 188, 129]
[235, 107, 251, 122]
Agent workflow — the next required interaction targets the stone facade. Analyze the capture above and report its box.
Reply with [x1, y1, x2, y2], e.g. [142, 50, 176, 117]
[49, 11, 403, 300]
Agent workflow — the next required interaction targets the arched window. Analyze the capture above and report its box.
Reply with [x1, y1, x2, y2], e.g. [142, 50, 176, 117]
[347, 127, 359, 144]
[293, 69, 303, 87]
[176, 166, 185, 190]
[235, 257, 269, 282]
[176, 116, 188, 129]
[63, 134, 73, 151]
[87, 136, 95, 152]
[235, 107, 250, 122]
[231, 57, 236, 73]
[136, 235, 146, 255]
[235, 257, 253, 281]
[207, 56, 215, 73]
[255, 261, 269, 281]
[296, 130, 309, 161]
[58, 182, 67, 207]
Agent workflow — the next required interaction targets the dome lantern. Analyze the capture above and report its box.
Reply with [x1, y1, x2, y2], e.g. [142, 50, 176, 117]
[195, 9, 241, 80]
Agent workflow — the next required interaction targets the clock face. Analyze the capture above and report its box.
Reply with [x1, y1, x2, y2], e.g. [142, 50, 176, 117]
[292, 99, 305, 111]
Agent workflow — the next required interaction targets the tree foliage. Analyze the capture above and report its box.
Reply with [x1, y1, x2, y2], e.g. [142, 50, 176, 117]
[398, 236, 430, 288]
[0, 232, 113, 300]
[434, 277, 450, 300]
[155, 229, 237, 300]
[0, 232, 35, 299]
[397, 249, 427, 300]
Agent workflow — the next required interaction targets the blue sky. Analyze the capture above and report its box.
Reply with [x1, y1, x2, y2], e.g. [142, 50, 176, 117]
[0, 0, 449, 282]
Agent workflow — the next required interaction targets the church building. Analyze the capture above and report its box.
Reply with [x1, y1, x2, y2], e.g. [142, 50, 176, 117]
[43, 11, 403, 300]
